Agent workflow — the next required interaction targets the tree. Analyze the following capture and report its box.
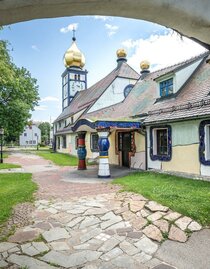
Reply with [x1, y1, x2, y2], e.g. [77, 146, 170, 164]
[38, 122, 51, 145]
[0, 40, 40, 142]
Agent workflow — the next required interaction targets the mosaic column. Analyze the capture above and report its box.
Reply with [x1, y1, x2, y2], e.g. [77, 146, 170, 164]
[97, 130, 110, 178]
[77, 131, 87, 170]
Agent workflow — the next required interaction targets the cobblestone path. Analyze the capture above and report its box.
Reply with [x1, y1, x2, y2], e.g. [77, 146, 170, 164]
[0, 152, 203, 269]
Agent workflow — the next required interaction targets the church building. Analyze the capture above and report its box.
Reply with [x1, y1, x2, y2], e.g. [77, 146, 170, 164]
[54, 34, 210, 178]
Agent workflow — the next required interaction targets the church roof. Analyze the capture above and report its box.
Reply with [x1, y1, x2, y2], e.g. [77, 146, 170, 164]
[54, 61, 139, 122]
[81, 52, 209, 123]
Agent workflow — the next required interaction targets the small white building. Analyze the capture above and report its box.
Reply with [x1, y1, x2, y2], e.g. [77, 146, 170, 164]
[19, 124, 41, 146]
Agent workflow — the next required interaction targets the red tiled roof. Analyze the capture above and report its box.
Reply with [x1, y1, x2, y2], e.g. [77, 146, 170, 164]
[145, 53, 210, 123]
[82, 53, 209, 122]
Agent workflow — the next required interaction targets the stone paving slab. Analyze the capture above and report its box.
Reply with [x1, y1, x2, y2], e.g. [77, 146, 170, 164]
[2, 191, 205, 268]
[7, 254, 57, 269]
[2, 152, 207, 269]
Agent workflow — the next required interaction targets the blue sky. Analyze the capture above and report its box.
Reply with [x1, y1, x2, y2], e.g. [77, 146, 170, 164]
[0, 16, 206, 122]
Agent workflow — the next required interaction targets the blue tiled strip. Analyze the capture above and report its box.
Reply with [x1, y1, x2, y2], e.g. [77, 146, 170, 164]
[72, 119, 141, 132]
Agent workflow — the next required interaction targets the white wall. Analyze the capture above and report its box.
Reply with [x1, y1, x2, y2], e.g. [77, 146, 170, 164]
[175, 58, 202, 93]
[19, 125, 41, 146]
[88, 77, 136, 113]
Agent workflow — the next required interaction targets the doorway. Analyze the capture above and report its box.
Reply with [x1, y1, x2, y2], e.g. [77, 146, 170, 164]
[118, 132, 132, 167]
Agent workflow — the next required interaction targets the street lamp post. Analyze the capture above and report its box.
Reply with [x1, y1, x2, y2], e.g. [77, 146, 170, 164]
[37, 135, 39, 151]
[0, 128, 4, 163]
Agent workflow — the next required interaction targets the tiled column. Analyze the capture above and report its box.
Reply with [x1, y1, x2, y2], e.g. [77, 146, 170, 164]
[77, 131, 87, 170]
[97, 130, 110, 178]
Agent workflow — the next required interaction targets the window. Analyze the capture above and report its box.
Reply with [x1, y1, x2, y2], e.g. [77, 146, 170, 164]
[57, 137, 60, 149]
[160, 78, 173, 97]
[59, 122, 61, 128]
[62, 136, 67, 149]
[71, 117, 74, 125]
[150, 126, 172, 161]
[124, 84, 133, 98]
[63, 74, 68, 84]
[90, 133, 99, 152]
[33, 140, 36, 144]
[24, 133, 27, 137]
[156, 129, 168, 156]
[34, 133, 37, 137]
[199, 120, 210, 165]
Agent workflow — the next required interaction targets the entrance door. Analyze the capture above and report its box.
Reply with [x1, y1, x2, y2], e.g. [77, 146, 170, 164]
[121, 132, 131, 167]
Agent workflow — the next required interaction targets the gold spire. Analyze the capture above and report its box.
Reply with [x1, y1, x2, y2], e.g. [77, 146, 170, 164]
[140, 60, 150, 71]
[116, 48, 127, 59]
[63, 33, 85, 69]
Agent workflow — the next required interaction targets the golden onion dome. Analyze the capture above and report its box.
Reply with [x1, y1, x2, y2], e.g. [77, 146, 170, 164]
[116, 48, 127, 59]
[63, 38, 85, 69]
[140, 60, 150, 70]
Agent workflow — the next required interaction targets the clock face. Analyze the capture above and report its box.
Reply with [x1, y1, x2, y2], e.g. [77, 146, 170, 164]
[70, 81, 85, 95]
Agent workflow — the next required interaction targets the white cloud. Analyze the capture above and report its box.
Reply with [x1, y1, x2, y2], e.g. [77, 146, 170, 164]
[40, 96, 59, 102]
[122, 31, 207, 72]
[34, 105, 47, 111]
[105, 23, 119, 37]
[60, 23, 78, 34]
[94, 16, 112, 21]
[31, 45, 39, 51]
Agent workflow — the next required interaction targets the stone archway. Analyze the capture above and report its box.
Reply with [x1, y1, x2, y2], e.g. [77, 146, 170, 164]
[0, 0, 210, 48]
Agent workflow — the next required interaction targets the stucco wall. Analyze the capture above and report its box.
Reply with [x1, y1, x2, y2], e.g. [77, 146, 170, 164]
[162, 144, 200, 174]
[131, 132, 146, 169]
[147, 120, 205, 175]
[88, 77, 136, 113]
[109, 131, 119, 165]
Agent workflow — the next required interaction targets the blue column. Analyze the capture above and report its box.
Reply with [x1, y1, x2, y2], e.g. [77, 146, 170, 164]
[98, 130, 110, 178]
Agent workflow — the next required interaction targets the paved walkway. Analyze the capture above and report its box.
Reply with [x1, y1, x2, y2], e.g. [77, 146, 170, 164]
[0, 152, 209, 269]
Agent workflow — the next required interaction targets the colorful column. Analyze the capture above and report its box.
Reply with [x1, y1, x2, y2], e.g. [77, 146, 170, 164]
[77, 131, 87, 170]
[98, 130, 110, 178]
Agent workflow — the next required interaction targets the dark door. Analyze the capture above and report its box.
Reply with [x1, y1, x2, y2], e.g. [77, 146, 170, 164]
[121, 132, 131, 167]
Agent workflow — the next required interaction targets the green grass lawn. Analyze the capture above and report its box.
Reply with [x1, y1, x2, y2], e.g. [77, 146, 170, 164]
[36, 150, 78, 166]
[0, 163, 21, 170]
[3, 152, 9, 158]
[0, 173, 37, 226]
[113, 171, 210, 226]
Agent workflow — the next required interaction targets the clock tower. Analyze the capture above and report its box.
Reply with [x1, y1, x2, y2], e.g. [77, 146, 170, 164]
[62, 32, 87, 110]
